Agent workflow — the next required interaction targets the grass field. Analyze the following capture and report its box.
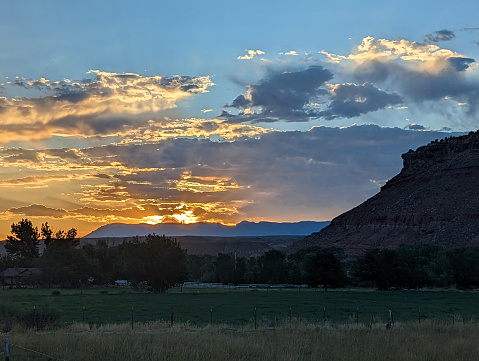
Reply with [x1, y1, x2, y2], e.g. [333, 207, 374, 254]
[2, 287, 479, 327]
[3, 321, 479, 361]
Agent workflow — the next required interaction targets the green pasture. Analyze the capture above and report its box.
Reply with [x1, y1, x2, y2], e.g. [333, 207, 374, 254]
[2, 287, 479, 327]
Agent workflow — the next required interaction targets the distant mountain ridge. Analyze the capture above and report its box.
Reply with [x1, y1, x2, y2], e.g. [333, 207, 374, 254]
[83, 221, 330, 238]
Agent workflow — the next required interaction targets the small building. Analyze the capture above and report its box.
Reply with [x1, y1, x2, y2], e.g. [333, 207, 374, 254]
[1, 268, 41, 286]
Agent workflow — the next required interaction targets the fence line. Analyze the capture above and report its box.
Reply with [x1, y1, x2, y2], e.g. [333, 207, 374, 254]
[9, 341, 67, 361]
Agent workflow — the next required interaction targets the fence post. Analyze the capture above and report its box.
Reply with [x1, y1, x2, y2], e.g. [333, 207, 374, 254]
[82, 306, 85, 324]
[387, 308, 394, 329]
[356, 308, 359, 326]
[289, 307, 292, 328]
[419, 309, 421, 324]
[323, 306, 326, 320]
[452, 309, 455, 325]
[33, 306, 36, 330]
[170, 306, 174, 327]
[4, 339, 9, 361]
[131, 306, 134, 330]
[254, 307, 257, 330]
[210, 308, 213, 324]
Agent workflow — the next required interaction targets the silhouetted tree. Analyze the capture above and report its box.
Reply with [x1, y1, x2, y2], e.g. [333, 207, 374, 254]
[38, 240, 90, 287]
[4, 219, 40, 262]
[258, 250, 287, 284]
[118, 234, 187, 292]
[447, 247, 479, 290]
[304, 248, 345, 290]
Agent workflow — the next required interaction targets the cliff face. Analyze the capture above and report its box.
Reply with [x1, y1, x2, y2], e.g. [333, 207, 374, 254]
[291, 131, 479, 258]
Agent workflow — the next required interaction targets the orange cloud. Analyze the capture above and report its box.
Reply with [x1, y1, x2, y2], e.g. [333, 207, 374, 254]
[0, 71, 214, 142]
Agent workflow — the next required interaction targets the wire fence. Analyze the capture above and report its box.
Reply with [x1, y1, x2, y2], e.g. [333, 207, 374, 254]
[1, 306, 474, 361]
[4, 339, 67, 361]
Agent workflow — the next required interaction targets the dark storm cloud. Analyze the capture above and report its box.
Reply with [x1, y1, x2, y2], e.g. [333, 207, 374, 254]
[405, 123, 427, 131]
[354, 58, 479, 112]
[424, 29, 455, 43]
[447, 57, 475, 72]
[222, 66, 333, 122]
[319, 83, 403, 120]
[222, 66, 405, 123]
[226, 94, 250, 108]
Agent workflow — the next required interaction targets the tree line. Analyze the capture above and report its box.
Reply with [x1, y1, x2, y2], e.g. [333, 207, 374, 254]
[1, 219, 186, 292]
[2, 219, 479, 291]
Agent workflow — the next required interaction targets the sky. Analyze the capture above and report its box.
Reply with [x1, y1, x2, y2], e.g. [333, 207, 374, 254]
[1, 0, 479, 238]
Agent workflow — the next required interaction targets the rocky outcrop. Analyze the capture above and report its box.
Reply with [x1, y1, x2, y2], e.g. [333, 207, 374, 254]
[290, 131, 479, 258]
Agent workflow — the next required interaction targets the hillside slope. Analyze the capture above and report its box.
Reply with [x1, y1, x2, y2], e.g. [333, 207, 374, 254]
[289, 131, 479, 258]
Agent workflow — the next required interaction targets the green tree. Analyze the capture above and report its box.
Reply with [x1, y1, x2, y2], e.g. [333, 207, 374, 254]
[4, 219, 40, 262]
[37, 224, 89, 287]
[304, 248, 345, 290]
[258, 250, 287, 284]
[447, 247, 479, 290]
[244, 257, 261, 284]
[352, 249, 399, 290]
[119, 234, 187, 292]
[212, 253, 246, 284]
[38, 240, 90, 287]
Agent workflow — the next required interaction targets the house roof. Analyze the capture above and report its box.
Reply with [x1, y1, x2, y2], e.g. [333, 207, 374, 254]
[1, 267, 40, 277]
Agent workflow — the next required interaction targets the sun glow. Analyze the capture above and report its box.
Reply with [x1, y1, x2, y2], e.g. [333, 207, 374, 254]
[171, 211, 197, 224]
[141, 215, 164, 225]
[140, 205, 198, 225]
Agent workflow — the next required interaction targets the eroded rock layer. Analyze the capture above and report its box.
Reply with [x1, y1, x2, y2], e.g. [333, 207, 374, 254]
[291, 131, 479, 258]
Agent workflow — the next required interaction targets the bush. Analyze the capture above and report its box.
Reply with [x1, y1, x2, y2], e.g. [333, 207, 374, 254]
[0, 300, 20, 332]
[0, 301, 60, 331]
[16, 307, 61, 330]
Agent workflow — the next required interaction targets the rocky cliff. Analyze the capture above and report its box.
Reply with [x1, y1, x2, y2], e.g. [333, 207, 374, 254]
[290, 131, 479, 258]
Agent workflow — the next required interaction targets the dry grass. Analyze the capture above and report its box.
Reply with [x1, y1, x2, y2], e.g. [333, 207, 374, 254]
[3, 320, 479, 361]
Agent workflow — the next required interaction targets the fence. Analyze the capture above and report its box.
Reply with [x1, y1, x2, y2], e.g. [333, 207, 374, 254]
[4, 339, 67, 361]
[3, 287, 479, 330]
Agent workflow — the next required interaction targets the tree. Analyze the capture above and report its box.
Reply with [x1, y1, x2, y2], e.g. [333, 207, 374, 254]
[119, 234, 187, 292]
[258, 250, 287, 284]
[304, 248, 345, 290]
[447, 247, 479, 290]
[4, 219, 40, 262]
[352, 249, 399, 290]
[41, 222, 53, 247]
[38, 241, 90, 287]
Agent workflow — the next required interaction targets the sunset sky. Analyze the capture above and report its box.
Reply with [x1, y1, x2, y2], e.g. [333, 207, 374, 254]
[1, 1, 479, 238]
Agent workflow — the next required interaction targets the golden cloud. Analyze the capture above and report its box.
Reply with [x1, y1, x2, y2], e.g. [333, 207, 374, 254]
[0, 71, 215, 142]
[321, 36, 470, 74]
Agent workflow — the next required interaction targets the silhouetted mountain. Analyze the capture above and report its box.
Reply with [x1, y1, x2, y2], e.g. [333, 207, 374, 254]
[289, 131, 479, 258]
[83, 221, 330, 239]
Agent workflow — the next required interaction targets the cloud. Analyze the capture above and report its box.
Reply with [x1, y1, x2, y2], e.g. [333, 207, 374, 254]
[8, 204, 68, 218]
[221, 65, 404, 123]
[325, 36, 473, 74]
[405, 123, 427, 131]
[318, 83, 403, 120]
[280, 51, 299, 56]
[225, 35, 478, 126]
[322, 36, 479, 118]
[0, 71, 214, 142]
[222, 66, 334, 122]
[237, 49, 265, 60]
[447, 57, 475, 72]
[0, 125, 458, 232]
[424, 29, 456, 43]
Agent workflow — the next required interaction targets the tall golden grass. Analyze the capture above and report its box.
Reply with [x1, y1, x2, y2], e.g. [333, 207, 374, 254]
[4, 320, 479, 361]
